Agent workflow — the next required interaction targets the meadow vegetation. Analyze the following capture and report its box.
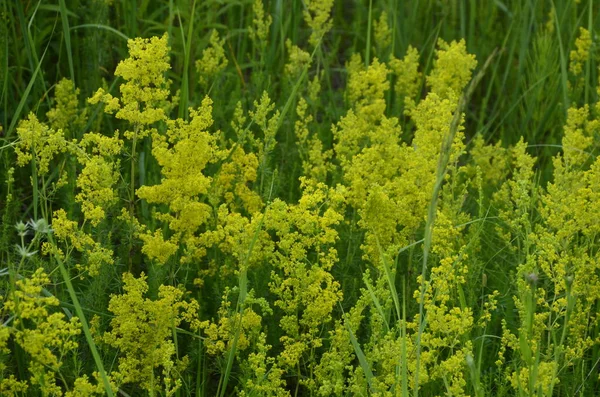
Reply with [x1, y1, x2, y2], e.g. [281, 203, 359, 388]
[1, 0, 600, 396]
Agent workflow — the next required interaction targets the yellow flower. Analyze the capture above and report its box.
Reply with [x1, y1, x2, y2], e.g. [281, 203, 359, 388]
[303, 0, 334, 47]
[295, 97, 332, 183]
[103, 272, 200, 393]
[1, 269, 82, 394]
[249, 0, 272, 48]
[74, 131, 123, 226]
[427, 38, 477, 100]
[346, 56, 390, 122]
[569, 27, 592, 77]
[199, 289, 271, 356]
[88, 33, 172, 137]
[374, 11, 392, 51]
[51, 208, 114, 276]
[46, 78, 86, 135]
[15, 113, 66, 175]
[136, 97, 219, 264]
[240, 333, 288, 396]
[285, 39, 311, 78]
[264, 180, 344, 390]
[196, 29, 228, 87]
[389, 45, 422, 110]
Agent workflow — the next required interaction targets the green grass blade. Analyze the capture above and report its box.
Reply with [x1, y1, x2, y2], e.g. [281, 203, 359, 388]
[58, 0, 75, 82]
[70, 24, 130, 42]
[343, 307, 376, 393]
[551, 0, 569, 113]
[217, 207, 267, 397]
[363, 274, 390, 332]
[48, 234, 114, 397]
[365, 0, 373, 66]
[376, 236, 401, 323]
[178, 0, 196, 120]
[275, 37, 322, 132]
[401, 277, 409, 397]
[413, 49, 498, 397]
[6, 44, 48, 139]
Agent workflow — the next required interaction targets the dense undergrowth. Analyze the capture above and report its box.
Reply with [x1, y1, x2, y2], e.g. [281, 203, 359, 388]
[1, 0, 600, 396]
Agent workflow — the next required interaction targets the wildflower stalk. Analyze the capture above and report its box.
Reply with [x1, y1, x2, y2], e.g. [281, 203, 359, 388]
[276, 37, 323, 132]
[128, 124, 140, 270]
[548, 278, 575, 395]
[31, 150, 38, 220]
[130, 130, 137, 217]
[376, 236, 400, 323]
[401, 276, 409, 397]
[343, 305, 376, 393]
[414, 49, 498, 396]
[48, 233, 114, 397]
[216, 206, 267, 397]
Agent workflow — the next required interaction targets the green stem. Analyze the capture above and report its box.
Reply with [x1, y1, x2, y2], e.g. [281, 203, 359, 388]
[413, 50, 497, 397]
[49, 234, 114, 397]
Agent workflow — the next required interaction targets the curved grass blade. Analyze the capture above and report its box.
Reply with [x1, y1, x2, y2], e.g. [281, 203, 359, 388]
[70, 24, 130, 42]
[58, 0, 75, 81]
[48, 234, 114, 397]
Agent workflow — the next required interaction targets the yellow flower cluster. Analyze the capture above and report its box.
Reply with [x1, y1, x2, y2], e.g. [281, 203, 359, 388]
[467, 135, 509, 187]
[196, 29, 228, 87]
[239, 333, 288, 396]
[212, 146, 263, 214]
[374, 11, 392, 52]
[102, 272, 200, 394]
[47, 78, 87, 136]
[136, 97, 219, 264]
[199, 288, 270, 356]
[74, 132, 123, 226]
[412, 215, 474, 396]
[88, 33, 171, 138]
[265, 179, 345, 392]
[313, 310, 361, 395]
[15, 113, 66, 175]
[493, 138, 536, 244]
[336, 41, 472, 266]
[326, 39, 478, 395]
[560, 104, 598, 166]
[427, 39, 477, 100]
[295, 97, 332, 183]
[250, 91, 280, 194]
[1, 269, 82, 395]
[303, 0, 334, 47]
[248, 0, 272, 49]
[389, 46, 422, 110]
[569, 27, 592, 77]
[50, 209, 114, 276]
[285, 39, 311, 79]
[345, 55, 389, 121]
[492, 89, 600, 393]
